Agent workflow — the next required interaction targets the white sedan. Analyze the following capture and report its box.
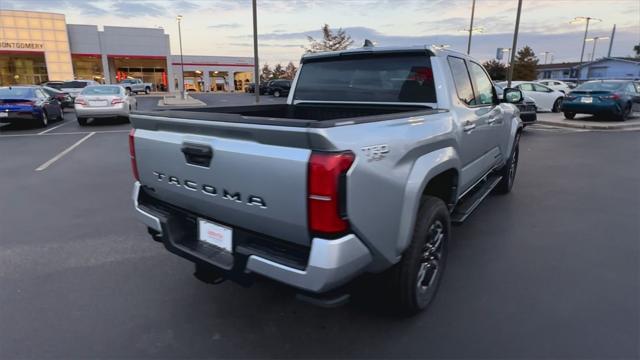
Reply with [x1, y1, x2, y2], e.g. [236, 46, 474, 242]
[498, 81, 564, 112]
[537, 80, 573, 94]
[74, 85, 136, 125]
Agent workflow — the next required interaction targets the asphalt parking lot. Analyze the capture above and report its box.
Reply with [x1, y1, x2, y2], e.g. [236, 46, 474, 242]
[1, 94, 638, 358]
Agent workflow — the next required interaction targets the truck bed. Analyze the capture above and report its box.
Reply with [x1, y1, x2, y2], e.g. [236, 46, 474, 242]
[134, 103, 438, 128]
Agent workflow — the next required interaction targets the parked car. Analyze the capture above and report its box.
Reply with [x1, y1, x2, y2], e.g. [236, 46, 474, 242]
[41, 86, 74, 108]
[267, 79, 292, 97]
[258, 80, 272, 95]
[244, 82, 255, 93]
[537, 80, 573, 94]
[74, 85, 136, 125]
[495, 83, 537, 125]
[498, 81, 564, 112]
[129, 45, 523, 314]
[118, 78, 153, 95]
[59, 80, 100, 99]
[0, 86, 64, 127]
[561, 80, 640, 121]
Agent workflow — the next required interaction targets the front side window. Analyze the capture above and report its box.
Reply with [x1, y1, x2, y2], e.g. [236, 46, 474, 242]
[448, 57, 475, 105]
[467, 61, 494, 105]
[294, 53, 437, 103]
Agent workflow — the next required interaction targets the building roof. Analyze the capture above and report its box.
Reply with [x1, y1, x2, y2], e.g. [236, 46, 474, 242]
[536, 62, 581, 70]
[536, 57, 640, 72]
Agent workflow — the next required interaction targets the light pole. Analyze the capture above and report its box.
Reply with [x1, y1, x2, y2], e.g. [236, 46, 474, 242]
[460, 27, 484, 55]
[540, 51, 553, 64]
[252, 0, 260, 104]
[570, 16, 602, 78]
[176, 15, 185, 100]
[507, 0, 523, 88]
[585, 36, 609, 61]
[466, 0, 476, 54]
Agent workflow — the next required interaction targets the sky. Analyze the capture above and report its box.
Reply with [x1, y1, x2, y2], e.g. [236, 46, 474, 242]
[3, 0, 639, 66]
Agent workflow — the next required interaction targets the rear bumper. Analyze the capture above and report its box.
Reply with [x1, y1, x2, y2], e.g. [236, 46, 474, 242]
[0, 110, 40, 123]
[132, 182, 372, 293]
[561, 102, 622, 115]
[75, 104, 129, 118]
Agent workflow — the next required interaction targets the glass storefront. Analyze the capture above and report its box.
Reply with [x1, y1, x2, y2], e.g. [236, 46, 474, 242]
[234, 71, 252, 92]
[71, 55, 104, 83]
[209, 71, 228, 92]
[108, 57, 168, 92]
[0, 52, 48, 85]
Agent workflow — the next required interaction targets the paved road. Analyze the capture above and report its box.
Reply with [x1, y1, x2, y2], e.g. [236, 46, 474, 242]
[0, 99, 638, 358]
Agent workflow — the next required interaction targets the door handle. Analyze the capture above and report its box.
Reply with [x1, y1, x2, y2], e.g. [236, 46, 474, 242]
[181, 143, 213, 167]
[463, 122, 476, 132]
[487, 116, 500, 125]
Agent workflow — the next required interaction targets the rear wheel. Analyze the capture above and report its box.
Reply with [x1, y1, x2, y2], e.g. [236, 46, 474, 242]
[564, 112, 576, 120]
[552, 98, 563, 112]
[77, 117, 88, 126]
[125, 87, 132, 95]
[616, 103, 632, 121]
[388, 196, 449, 315]
[58, 106, 64, 121]
[38, 110, 48, 127]
[144, 87, 150, 94]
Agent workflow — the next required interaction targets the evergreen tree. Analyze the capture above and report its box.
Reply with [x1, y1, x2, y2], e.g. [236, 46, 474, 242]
[512, 46, 539, 81]
[272, 64, 286, 79]
[260, 64, 273, 82]
[482, 59, 508, 80]
[283, 62, 298, 80]
[634, 44, 640, 57]
[306, 24, 353, 53]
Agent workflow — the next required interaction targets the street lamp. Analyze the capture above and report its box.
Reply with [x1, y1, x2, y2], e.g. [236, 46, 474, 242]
[585, 36, 609, 61]
[570, 16, 602, 78]
[176, 15, 185, 100]
[539, 51, 553, 64]
[460, 26, 484, 55]
[466, 0, 476, 54]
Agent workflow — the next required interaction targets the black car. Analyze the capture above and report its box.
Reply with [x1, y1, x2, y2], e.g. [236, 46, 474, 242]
[0, 86, 64, 127]
[41, 86, 74, 108]
[244, 82, 256, 93]
[258, 80, 272, 95]
[562, 80, 640, 121]
[267, 79, 292, 97]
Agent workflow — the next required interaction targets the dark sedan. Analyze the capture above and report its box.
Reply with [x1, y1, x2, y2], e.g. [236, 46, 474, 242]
[41, 86, 74, 108]
[0, 86, 64, 128]
[495, 84, 537, 125]
[266, 79, 291, 97]
[562, 80, 640, 121]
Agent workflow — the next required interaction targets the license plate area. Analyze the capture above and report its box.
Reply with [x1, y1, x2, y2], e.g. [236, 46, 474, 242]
[581, 97, 593, 103]
[89, 100, 108, 107]
[0, 112, 8, 118]
[198, 218, 233, 253]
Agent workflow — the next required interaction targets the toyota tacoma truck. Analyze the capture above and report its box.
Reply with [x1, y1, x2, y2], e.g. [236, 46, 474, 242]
[129, 45, 524, 314]
[118, 78, 152, 94]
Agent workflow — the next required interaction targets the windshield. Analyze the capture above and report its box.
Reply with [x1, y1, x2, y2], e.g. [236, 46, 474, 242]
[61, 81, 90, 89]
[294, 53, 437, 104]
[0, 87, 36, 99]
[81, 86, 122, 95]
[576, 82, 625, 91]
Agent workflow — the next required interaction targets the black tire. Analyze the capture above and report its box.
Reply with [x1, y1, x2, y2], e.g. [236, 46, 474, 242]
[38, 110, 48, 128]
[552, 98, 563, 113]
[57, 105, 64, 121]
[125, 87, 132, 95]
[273, 90, 281, 97]
[144, 87, 150, 94]
[615, 103, 632, 121]
[77, 117, 88, 126]
[388, 196, 449, 315]
[564, 112, 576, 120]
[496, 133, 520, 194]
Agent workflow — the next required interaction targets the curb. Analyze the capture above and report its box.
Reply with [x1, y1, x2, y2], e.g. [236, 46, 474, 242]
[537, 119, 640, 130]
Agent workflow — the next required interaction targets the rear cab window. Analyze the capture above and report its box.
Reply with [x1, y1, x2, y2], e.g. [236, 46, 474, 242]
[294, 52, 437, 104]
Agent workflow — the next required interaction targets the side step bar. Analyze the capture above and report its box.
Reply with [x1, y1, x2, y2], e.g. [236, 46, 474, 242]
[451, 174, 502, 224]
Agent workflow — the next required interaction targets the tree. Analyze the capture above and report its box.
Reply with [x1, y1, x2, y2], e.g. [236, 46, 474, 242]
[482, 59, 507, 80]
[634, 44, 640, 58]
[272, 63, 286, 79]
[306, 24, 353, 53]
[283, 62, 298, 80]
[260, 64, 273, 82]
[512, 46, 538, 81]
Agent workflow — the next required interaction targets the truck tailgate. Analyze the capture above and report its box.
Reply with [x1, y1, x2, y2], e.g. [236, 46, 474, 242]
[132, 115, 312, 246]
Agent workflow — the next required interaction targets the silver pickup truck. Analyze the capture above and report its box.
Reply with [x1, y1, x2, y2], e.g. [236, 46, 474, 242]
[118, 78, 152, 94]
[129, 45, 523, 314]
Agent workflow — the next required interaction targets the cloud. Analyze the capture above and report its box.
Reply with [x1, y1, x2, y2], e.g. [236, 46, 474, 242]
[111, 1, 165, 18]
[2, 0, 109, 16]
[208, 23, 243, 29]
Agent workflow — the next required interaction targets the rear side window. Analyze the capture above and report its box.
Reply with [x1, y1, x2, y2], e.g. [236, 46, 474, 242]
[448, 57, 475, 105]
[533, 84, 551, 92]
[467, 61, 494, 105]
[294, 53, 437, 103]
[518, 83, 534, 91]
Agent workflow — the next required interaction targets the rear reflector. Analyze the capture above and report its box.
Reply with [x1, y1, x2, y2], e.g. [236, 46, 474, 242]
[128, 129, 140, 181]
[308, 151, 355, 235]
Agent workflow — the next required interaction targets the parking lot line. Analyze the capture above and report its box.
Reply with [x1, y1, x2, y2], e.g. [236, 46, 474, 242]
[0, 129, 129, 138]
[37, 121, 70, 135]
[35, 132, 96, 172]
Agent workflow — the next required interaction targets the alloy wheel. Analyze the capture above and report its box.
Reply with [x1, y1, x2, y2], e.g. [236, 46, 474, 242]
[417, 220, 445, 294]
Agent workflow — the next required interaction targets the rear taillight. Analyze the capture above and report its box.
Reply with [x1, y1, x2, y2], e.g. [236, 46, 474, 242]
[111, 98, 124, 105]
[564, 95, 576, 101]
[601, 93, 620, 100]
[74, 97, 87, 105]
[308, 151, 355, 235]
[129, 129, 140, 181]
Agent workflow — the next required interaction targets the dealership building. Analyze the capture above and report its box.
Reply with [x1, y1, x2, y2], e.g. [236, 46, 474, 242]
[0, 9, 255, 92]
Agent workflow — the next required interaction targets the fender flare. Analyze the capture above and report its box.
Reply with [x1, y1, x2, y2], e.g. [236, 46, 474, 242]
[395, 147, 461, 258]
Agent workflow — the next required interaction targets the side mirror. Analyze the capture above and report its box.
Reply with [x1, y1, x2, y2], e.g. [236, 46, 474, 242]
[503, 88, 523, 103]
